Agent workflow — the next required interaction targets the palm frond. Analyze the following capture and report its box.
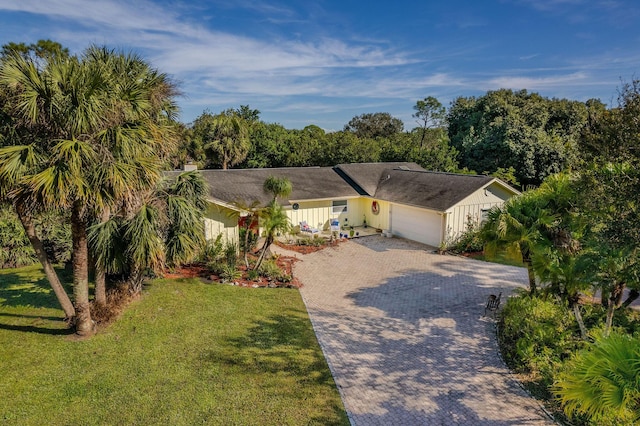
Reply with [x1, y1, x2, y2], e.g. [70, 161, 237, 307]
[123, 203, 165, 272]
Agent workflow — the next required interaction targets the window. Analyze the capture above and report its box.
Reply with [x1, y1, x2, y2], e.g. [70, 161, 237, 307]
[332, 200, 348, 214]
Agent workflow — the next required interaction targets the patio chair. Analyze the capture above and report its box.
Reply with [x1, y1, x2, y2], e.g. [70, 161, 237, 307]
[300, 221, 319, 234]
[484, 292, 502, 318]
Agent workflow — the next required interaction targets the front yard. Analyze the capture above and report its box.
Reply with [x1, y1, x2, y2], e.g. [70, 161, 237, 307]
[0, 266, 348, 425]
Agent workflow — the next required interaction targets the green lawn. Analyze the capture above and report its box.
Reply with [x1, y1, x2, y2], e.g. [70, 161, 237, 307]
[0, 266, 348, 425]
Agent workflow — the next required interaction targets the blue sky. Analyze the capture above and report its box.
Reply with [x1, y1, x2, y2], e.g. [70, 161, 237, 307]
[0, 0, 638, 131]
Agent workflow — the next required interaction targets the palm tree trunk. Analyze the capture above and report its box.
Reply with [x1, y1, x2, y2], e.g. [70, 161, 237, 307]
[94, 208, 110, 306]
[604, 282, 625, 336]
[71, 203, 94, 336]
[15, 203, 76, 320]
[128, 265, 145, 295]
[568, 294, 588, 340]
[525, 260, 537, 294]
[254, 236, 272, 271]
[243, 224, 250, 268]
[521, 247, 537, 294]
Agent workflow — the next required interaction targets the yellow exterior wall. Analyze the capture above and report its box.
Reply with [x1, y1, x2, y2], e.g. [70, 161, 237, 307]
[355, 198, 390, 230]
[444, 182, 515, 242]
[287, 200, 333, 231]
[204, 204, 239, 244]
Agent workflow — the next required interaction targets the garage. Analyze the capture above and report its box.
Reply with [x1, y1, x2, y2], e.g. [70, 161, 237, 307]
[390, 203, 442, 247]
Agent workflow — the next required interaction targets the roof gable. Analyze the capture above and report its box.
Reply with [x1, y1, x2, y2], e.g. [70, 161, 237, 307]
[373, 170, 513, 211]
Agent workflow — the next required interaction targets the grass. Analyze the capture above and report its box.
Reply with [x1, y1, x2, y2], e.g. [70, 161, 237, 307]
[0, 266, 349, 425]
[466, 250, 526, 268]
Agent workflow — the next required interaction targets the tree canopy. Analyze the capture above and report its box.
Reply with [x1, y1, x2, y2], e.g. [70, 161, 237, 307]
[447, 89, 588, 186]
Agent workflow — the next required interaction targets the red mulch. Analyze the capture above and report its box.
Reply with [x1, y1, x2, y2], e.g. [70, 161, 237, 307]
[164, 265, 209, 279]
[162, 256, 303, 289]
[275, 238, 343, 255]
[163, 240, 342, 288]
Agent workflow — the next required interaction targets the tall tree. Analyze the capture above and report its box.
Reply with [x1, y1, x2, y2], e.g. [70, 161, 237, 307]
[578, 80, 640, 165]
[412, 96, 446, 147]
[233, 105, 260, 123]
[0, 44, 179, 334]
[89, 171, 208, 295]
[448, 89, 587, 186]
[254, 201, 291, 271]
[573, 163, 640, 335]
[192, 111, 250, 170]
[344, 112, 403, 139]
[253, 177, 292, 271]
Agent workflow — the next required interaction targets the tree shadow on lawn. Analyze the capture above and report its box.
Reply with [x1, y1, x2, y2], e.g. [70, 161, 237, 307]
[0, 267, 72, 334]
[0, 267, 72, 310]
[0, 322, 73, 335]
[201, 308, 350, 425]
[205, 308, 335, 384]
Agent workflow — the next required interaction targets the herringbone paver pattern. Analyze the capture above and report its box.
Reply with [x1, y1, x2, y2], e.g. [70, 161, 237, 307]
[279, 237, 555, 425]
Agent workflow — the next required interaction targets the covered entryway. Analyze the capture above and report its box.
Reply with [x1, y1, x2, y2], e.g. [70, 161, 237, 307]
[390, 203, 442, 247]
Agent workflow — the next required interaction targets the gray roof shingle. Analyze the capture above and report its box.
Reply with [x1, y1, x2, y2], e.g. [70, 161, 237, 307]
[334, 162, 425, 196]
[373, 169, 500, 211]
[167, 163, 517, 212]
[169, 167, 360, 207]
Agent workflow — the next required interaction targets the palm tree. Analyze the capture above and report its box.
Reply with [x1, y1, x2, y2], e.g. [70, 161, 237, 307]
[529, 173, 592, 338]
[481, 191, 555, 294]
[227, 200, 261, 268]
[555, 331, 640, 424]
[89, 171, 208, 295]
[263, 176, 292, 203]
[193, 112, 250, 170]
[0, 45, 178, 334]
[254, 201, 291, 271]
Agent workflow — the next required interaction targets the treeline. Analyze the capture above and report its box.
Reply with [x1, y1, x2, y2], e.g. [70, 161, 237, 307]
[172, 108, 459, 175]
[175, 83, 640, 189]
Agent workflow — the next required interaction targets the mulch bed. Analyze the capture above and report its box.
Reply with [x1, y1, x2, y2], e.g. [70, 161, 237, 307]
[275, 238, 344, 255]
[163, 239, 343, 288]
[163, 256, 303, 289]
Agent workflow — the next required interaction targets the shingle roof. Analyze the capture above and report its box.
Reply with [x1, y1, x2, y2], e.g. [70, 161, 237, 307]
[334, 162, 425, 196]
[373, 169, 500, 211]
[169, 167, 360, 207]
[166, 163, 517, 212]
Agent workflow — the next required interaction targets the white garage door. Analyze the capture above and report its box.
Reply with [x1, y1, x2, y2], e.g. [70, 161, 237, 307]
[391, 204, 442, 247]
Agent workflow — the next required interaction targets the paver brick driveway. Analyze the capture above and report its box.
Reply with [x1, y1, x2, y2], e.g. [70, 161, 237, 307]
[284, 236, 555, 426]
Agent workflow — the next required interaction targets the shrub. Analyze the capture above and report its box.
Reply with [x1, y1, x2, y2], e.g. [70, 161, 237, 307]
[0, 205, 71, 268]
[259, 260, 283, 281]
[224, 241, 238, 267]
[247, 269, 259, 281]
[0, 206, 36, 268]
[448, 215, 484, 253]
[555, 331, 640, 425]
[198, 234, 224, 263]
[297, 236, 325, 247]
[219, 264, 242, 283]
[498, 294, 579, 388]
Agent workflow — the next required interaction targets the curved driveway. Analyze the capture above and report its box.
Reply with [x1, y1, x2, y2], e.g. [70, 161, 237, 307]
[284, 237, 554, 425]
